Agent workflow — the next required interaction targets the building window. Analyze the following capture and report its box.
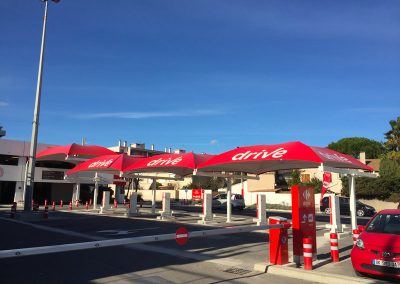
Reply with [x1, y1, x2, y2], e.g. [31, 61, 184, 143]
[0, 155, 19, 166]
[301, 174, 311, 183]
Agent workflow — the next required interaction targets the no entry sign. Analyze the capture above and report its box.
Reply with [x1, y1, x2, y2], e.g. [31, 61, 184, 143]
[175, 227, 189, 245]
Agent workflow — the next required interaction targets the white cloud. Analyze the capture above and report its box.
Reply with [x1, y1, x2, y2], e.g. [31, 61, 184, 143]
[71, 109, 223, 119]
[210, 139, 218, 145]
[0, 101, 9, 107]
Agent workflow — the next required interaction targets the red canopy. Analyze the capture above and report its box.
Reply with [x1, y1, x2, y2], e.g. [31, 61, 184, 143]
[123, 152, 215, 177]
[197, 141, 373, 175]
[66, 154, 144, 176]
[36, 143, 115, 162]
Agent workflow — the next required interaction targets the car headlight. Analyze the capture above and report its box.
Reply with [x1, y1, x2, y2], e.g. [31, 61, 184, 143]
[355, 238, 364, 250]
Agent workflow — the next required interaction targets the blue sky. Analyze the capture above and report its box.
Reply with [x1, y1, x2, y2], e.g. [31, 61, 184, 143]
[1, 0, 399, 154]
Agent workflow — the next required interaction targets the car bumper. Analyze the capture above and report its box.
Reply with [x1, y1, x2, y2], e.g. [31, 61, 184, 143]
[351, 247, 400, 278]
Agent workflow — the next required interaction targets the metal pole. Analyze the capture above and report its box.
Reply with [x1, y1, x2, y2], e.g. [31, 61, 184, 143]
[226, 178, 232, 223]
[151, 178, 156, 214]
[24, 0, 49, 211]
[93, 172, 99, 210]
[349, 175, 357, 231]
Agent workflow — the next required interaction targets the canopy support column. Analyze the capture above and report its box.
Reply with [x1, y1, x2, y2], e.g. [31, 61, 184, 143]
[93, 172, 99, 210]
[226, 178, 232, 223]
[151, 178, 156, 214]
[349, 175, 357, 231]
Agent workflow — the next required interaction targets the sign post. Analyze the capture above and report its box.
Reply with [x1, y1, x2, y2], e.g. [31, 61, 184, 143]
[291, 185, 316, 265]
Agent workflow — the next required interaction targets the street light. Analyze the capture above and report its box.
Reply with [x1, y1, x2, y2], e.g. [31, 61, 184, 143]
[24, 0, 60, 211]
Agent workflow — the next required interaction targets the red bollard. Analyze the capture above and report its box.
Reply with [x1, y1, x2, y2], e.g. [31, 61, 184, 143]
[330, 233, 339, 262]
[32, 200, 34, 209]
[303, 237, 313, 270]
[60, 200, 63, 208]
[44, 199, 48, 207]
[89, 199, 92, 206]
[69, 201, 72, 210]
[85, 201, 89, 210]
[76, 199, 79, 208]
[114, 199, 117, 208]
[10, 202, 17, 218]
[43, 206, 49, 219]
[52, 201, 55, 211]
[128, 203, 131, 209]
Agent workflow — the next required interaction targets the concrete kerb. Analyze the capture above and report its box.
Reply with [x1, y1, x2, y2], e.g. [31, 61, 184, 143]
[254, 263, 387, 284]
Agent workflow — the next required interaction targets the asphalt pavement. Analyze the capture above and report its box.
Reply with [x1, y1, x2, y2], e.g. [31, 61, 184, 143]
[0, 204, 396, 284]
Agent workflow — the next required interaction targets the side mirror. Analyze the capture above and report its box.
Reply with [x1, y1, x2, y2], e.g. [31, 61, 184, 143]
[358, 225, 365, 232]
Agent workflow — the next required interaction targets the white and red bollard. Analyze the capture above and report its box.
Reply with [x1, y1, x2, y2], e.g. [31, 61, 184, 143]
[10, 202, 17, 218]
[43, 206, 49, 219]
[44, 199, 48, 207]
[330, 233, 339, 262]
[76, 199, 79, 208]
[69, 201, 73, 211]
[303, 237, 313, 270]
[114, 199, 117, 208]
[352, 229, 360, 245]
[60, 200, 63, 208]
[85, 201, 89, 210]
[89, 199, 92, 206]
[52, 201, 56, 211]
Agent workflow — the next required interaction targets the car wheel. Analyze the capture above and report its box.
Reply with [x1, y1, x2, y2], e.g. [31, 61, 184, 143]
[324, 208, 331, 215]
[356, 209, 365, 217]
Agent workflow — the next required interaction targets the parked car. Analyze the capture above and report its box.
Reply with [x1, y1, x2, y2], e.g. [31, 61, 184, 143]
[351, 209, 400, 279]
[320, 196, 376, 217]
[212, 193, 245, 210]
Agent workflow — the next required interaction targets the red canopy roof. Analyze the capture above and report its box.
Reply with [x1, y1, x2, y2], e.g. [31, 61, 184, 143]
[36, 143, 115, 162]
[123, 152, 215, 177]
[197, 141, 373, 175]
[66, 154, 144, 176]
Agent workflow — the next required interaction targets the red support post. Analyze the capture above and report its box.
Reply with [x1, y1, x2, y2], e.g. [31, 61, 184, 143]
[114, 199, 117, 208]
[303, 237, 313, 270]
[330, 233, 339, 262]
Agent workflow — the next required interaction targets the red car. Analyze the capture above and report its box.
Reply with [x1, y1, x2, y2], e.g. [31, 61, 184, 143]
[351, 209, 400, 279]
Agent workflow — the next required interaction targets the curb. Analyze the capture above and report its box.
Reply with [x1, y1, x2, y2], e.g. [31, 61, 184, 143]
[254, 262, 388, 284]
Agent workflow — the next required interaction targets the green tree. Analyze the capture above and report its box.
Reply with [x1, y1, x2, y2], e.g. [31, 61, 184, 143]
[384, 116, 400, 152]
[327, 137, 384, 159]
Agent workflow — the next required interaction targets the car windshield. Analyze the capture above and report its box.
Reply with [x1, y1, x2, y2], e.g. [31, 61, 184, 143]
[365, 213, 400, 235]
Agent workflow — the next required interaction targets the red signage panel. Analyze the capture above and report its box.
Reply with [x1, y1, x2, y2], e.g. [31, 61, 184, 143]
[291, 185, 317, 259]
[192, 188, 202, 200]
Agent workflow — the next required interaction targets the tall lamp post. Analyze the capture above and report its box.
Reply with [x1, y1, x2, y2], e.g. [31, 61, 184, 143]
[24, 0, 60, 211]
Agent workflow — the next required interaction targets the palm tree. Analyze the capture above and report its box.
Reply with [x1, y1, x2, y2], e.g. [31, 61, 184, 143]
[384, 116, 400, 152]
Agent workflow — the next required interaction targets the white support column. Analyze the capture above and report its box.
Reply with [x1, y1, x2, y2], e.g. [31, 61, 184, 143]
[325, 195, 343, 234]
[128, 192, 138, 216]
[93, 172, 99, 210]
[349, 175, 357, 231]
[198, 192, 213, 224]
[100, 191, 110, 214]
[253, 194, 266, 226]
[72, 183, 81, 203]
[151, 178, 156, 214]
[158, 192, 172, 219]
[226, 178, 232, 223]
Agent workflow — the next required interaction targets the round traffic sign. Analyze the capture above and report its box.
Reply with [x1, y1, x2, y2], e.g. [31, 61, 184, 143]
[175, 227, 188, 245]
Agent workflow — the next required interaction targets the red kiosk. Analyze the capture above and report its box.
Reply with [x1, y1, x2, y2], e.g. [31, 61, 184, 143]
[291, 185, 317, 265]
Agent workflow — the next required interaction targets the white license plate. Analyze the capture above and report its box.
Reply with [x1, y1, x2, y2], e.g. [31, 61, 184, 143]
[372, 259, 400, 268]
